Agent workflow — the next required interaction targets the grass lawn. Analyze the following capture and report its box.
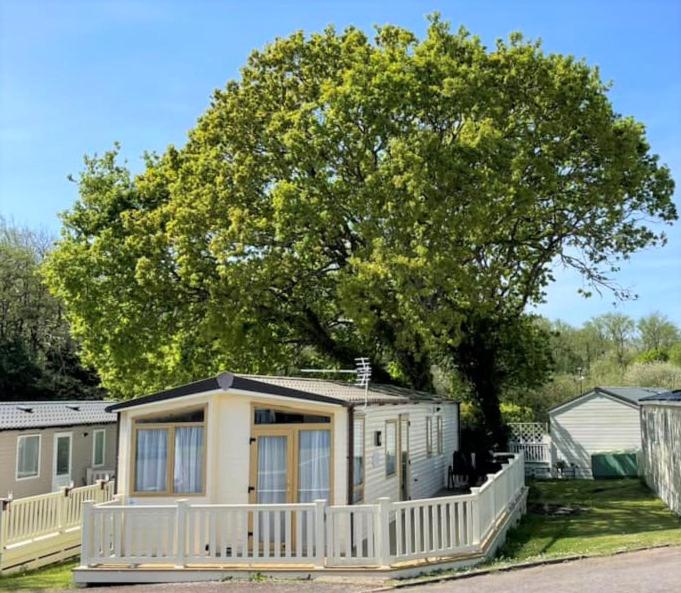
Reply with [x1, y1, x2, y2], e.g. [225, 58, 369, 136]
[497, 478, 681, 562]
[0, 561, 76, 591]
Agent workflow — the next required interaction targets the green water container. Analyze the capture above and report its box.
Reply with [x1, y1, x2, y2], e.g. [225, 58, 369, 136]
[591, 451, 639, 478]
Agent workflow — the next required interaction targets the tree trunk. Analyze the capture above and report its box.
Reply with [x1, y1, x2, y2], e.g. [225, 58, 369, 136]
[450, 315, 509, 450]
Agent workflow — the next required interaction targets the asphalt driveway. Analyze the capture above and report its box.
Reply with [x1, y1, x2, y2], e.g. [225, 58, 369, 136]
[399, 546, 681, 593]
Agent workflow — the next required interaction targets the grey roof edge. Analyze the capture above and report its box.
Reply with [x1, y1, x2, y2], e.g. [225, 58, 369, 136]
[549, 386, 647, 413]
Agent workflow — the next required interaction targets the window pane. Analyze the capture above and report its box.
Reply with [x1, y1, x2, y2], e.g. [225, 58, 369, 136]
[254, 409, 330, 424]
[353, 418, 364, 503]
[135, 429, 168, 492]
[298, 430, 330, 502]
[257, 436, 288, 503]
[385, 422, 396, 476]
[437, 417, 443, 455]
[136, 408, 204, 424]
[56, 436, 70, 475]
[426, 417, 433, 455]
[94, 431, 105, 466]
[174, 426, 204, 493]
[18, 436, 39, 478]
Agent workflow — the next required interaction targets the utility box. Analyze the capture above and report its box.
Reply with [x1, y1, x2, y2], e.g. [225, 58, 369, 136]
[591, 451, 639, 478]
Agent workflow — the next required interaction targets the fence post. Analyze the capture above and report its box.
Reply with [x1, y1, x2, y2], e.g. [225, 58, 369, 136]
[375, 497, 391, 567]
[175, 500, 188, 568]
[80, 500, 94, 567]
[314, 499, 326, 568]
[469, 487, 481, 546]
[487, 473, 498, 522]
[57, 487, 68, 533]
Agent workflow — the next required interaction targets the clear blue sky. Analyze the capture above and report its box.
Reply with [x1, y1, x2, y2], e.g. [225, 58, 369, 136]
[1, 0, 679, 326]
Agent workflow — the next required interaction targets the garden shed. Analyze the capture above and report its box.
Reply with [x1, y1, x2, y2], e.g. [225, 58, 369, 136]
[549, 386, 666, 478]
[640, 390, 681, 515]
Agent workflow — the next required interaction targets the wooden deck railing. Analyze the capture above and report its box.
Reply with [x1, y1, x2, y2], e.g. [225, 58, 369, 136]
[509, 441, 551, 464]
[0, 481, 114, 574]
[80, 454, 525, 570]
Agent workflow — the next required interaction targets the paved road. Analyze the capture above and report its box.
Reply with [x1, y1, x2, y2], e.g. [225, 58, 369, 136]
[399, 547, 681, 593]
[55, 548, 681, 593]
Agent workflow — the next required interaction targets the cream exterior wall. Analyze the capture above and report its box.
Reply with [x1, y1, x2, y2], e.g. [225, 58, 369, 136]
[550, 391, 642, 477]
[641, 403, 681, 516]
[117, 390, 347, 505]
[0, 423, 117, 499]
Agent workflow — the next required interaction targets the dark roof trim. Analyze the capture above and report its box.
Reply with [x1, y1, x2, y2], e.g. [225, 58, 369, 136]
[549, 387, 640, 413]
[106, 372, 348, 413]
[0, 421, 115, 433]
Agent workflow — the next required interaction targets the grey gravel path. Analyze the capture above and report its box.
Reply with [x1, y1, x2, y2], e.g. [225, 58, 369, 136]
[50, 547, 681, 593]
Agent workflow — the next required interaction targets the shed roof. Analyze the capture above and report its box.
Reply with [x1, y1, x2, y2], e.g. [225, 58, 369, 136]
[0, 401, 116, 431]
[549, 386, 668, 414]
[640, 389, 681, 403]
[107, 371, 451, 413]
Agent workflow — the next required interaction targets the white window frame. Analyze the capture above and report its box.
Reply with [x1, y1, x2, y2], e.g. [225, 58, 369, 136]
[92, 428, 106, 467]
[426, 416, 433, 457]
[436, 415, 443, 455]
[16, 434, 41, 480]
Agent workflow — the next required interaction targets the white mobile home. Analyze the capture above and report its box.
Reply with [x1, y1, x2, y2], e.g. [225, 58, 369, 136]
[549, 386, 666, 478]
[108, 372, 460, 506]
[75, 372, 528, 584]
[640, 390, 681, 515]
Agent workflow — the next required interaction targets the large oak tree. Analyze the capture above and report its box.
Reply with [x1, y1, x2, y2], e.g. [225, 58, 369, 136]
[44, 18, 676, 445]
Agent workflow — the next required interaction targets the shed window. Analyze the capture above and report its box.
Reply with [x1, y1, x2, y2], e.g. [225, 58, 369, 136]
[133, 406, 206, 495]
[352, 417, 365, 503]
[385, 420, 397, 477]
[17, 435, 40, 479]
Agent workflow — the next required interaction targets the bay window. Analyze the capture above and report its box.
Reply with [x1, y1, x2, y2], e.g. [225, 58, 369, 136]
[132, 406, 205, 495]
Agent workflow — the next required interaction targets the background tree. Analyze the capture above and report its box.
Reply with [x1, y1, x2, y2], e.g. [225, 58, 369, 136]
[637, 312, 680, 352]
[0, 218, 101, 400]
[44, 18, 676, 447]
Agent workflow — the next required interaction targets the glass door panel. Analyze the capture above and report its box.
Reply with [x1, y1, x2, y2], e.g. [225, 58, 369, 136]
[298, 429, 330, 502]
[256, 435, 288, 503]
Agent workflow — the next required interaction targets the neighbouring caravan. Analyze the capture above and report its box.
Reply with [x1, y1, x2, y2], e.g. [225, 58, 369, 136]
[640, 390, 681, 515]
[549, 386, 666, 478]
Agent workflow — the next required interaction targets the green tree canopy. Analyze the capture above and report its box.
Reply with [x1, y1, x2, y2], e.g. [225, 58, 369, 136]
[44, 18, 676, 444]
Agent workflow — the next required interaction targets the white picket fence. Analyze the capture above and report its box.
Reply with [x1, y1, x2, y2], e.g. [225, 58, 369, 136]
[80, 454, 524, 570]
[0, 481, 114, 574]
[509, 441, 551, 464]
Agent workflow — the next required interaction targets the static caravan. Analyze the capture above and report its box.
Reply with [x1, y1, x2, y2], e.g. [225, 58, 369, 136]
[549, 386, 666, 478]
[640, 390, 681, 515]
[0, 401, 117, 498]
[107, 372, 460, 506]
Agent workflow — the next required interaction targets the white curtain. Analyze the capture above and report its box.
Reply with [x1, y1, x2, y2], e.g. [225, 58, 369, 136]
[256, 436, 288, 504]
[174, 426, 204, 493]
[135, 429, 168, 492]
[18, 436, 40, 478]
[298, 430, 330, 503]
